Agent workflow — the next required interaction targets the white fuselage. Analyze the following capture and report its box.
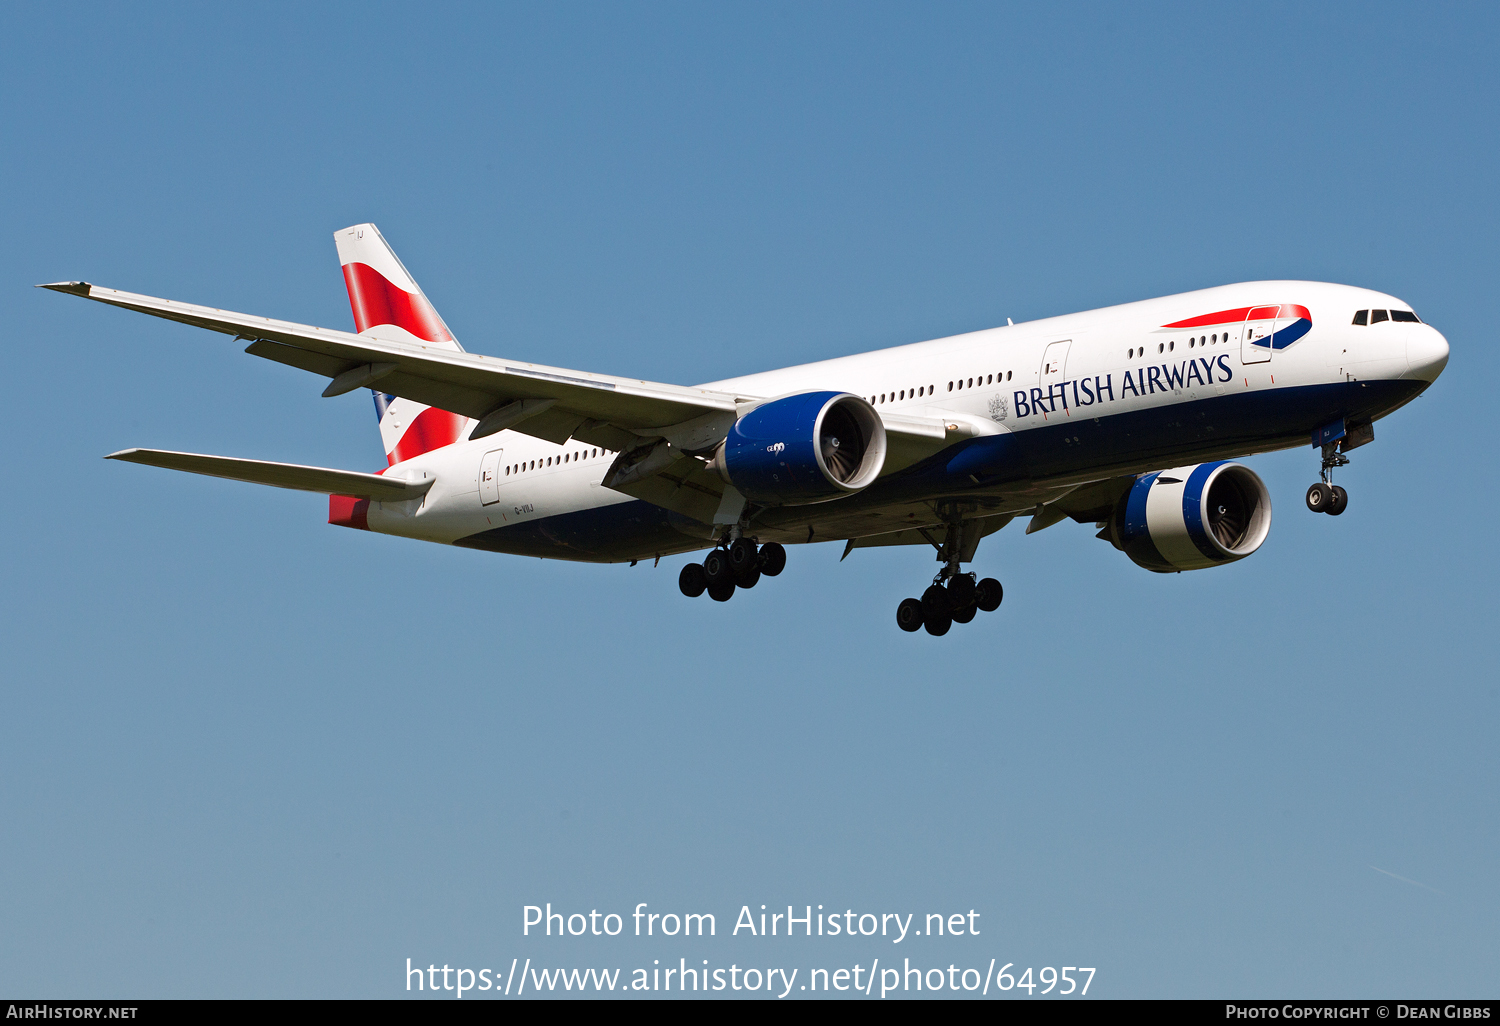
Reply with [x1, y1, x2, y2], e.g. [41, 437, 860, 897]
[364, 280, 1447, 561]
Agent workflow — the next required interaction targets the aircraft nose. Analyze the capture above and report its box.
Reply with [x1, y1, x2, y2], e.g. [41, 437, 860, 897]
[1406, 326, 1450, 382]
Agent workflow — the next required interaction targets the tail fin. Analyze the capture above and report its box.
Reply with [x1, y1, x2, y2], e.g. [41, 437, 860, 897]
[335, 223, 469, 465]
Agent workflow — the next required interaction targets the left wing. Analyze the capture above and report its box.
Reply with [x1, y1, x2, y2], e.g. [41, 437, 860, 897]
[42, 281, 957, 457]
[45, 281, 971, 524]
[42, 281, 743, 453]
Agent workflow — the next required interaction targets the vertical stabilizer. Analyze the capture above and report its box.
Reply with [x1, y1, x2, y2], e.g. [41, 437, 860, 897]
[335, 224, 468, 464]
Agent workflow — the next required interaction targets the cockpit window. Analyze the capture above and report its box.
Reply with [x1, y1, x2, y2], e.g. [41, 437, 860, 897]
[1370, 309, 1389, 323]
[1390, 309, 1421, 323]
[1352, 310, 1368, 325]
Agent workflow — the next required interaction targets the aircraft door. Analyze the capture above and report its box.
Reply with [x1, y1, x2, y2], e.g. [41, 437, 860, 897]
[1240, 305, 1277, 364]
[1040, 339, 1072, 403]
[479, 448, 504, 505]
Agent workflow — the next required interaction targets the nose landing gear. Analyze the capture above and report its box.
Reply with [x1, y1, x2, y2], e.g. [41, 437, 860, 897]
[1306, 441, 1351, 516]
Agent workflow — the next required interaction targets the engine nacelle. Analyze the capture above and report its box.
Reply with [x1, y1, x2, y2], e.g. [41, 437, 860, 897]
[1108, 462, 1272, 573]
[714, 391, 886, 505]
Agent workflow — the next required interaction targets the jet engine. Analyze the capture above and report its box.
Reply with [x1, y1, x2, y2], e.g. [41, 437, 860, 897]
[1104, 462, 1272, 573]
[712, 391, 886, 505]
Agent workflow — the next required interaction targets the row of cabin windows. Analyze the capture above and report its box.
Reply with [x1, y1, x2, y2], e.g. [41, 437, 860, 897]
[506, 447, 613, 476]
[948, 372, 1012, 392]
[869, 385, 936, 404]
[869, 374, 1018, 405]
[1128, 333, 1226, 359]
[1353, 309, 1420, 325]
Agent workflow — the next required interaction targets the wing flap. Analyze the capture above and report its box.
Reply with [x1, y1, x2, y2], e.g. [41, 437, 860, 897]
[105, 448, 432, 501]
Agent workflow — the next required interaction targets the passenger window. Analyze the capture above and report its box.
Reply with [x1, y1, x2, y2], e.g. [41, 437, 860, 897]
[1391, 310, 1421, 323]
[1352, 310, 1368, 325]
[1370, 309, 1389, 323]
[1007, 371, 1012, 380]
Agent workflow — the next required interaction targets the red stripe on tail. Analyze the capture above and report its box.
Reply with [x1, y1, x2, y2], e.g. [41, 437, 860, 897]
[328, 495, 370, 530]
[388, 405, 466, 465]
[342, 262, 453, 342]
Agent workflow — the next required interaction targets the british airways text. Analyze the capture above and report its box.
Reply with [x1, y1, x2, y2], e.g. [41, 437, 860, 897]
[1013, 354, 1234, 418]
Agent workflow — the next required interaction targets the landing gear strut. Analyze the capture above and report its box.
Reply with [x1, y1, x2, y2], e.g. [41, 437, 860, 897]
[894, 505, 1004, 636]
[678, 539, 786, 602]
[1306, 442, 1350, 516]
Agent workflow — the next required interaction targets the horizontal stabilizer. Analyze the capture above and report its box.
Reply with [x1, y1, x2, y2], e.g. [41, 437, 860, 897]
[105, 448, 433, 501]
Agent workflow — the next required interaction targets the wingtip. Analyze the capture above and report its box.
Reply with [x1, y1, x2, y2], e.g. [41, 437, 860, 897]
[37, 281, 92, 296]
[104, 448, 140, 460]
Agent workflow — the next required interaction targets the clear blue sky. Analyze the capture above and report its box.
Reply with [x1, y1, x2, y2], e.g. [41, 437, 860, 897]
[2, 1, 1496, 999]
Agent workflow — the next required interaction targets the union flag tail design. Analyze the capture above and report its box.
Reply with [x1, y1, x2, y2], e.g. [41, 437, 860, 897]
[335, 223, 468, 465]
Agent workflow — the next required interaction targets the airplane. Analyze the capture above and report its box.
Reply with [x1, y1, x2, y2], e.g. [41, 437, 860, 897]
[40, 223, 1450, 636]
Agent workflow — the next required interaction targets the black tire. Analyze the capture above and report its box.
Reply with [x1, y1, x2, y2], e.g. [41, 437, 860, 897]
[947, 574, 976, 608]
[1328, 485, 1349, 516]
[703, 548, 733, 585]
[1306, 482, 1332, 512]
[924, 608, 952, 636]
[952, 604, 977, 624]
[921, 584, 950, 617]
[678, 563, 707, 598]
[728, 538, 758, 580]
[975, 578, 1003, 612]
[737, 565, 761, 589]
[706, 579, 736, 602]
[896, 597, 924, 632]
[758, 542, 787, 577]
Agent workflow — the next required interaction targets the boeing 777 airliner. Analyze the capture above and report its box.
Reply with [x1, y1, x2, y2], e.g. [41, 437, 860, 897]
[42, 224, 1449, 635]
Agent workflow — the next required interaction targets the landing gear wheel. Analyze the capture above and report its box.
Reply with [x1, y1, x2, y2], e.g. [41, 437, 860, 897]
[896, 597, 924, 632]
[975, 578, 1003, 612]
[1327, 485, 1348, 516]
[703, 548, 733, 586]
[946, 574, 976, 608]
[921, 585, 950, 617]
[678, 563, 707, 598]
[757, 542, 787, 577]
[923, 608, 952, 636]
[727, 538, 758, 579]
[706, 579, 736, 602]
[736, 565, 761, 589]
[1306, 482, 1333, 513]
[952, 605, 977, 624]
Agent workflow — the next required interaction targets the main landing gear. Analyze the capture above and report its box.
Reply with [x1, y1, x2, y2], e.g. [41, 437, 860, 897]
[1306, 441, 1350, 516]
[678, 539, 787, 601]
[896, 571, 1003, 636]
[895, 504, 1002, 636]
